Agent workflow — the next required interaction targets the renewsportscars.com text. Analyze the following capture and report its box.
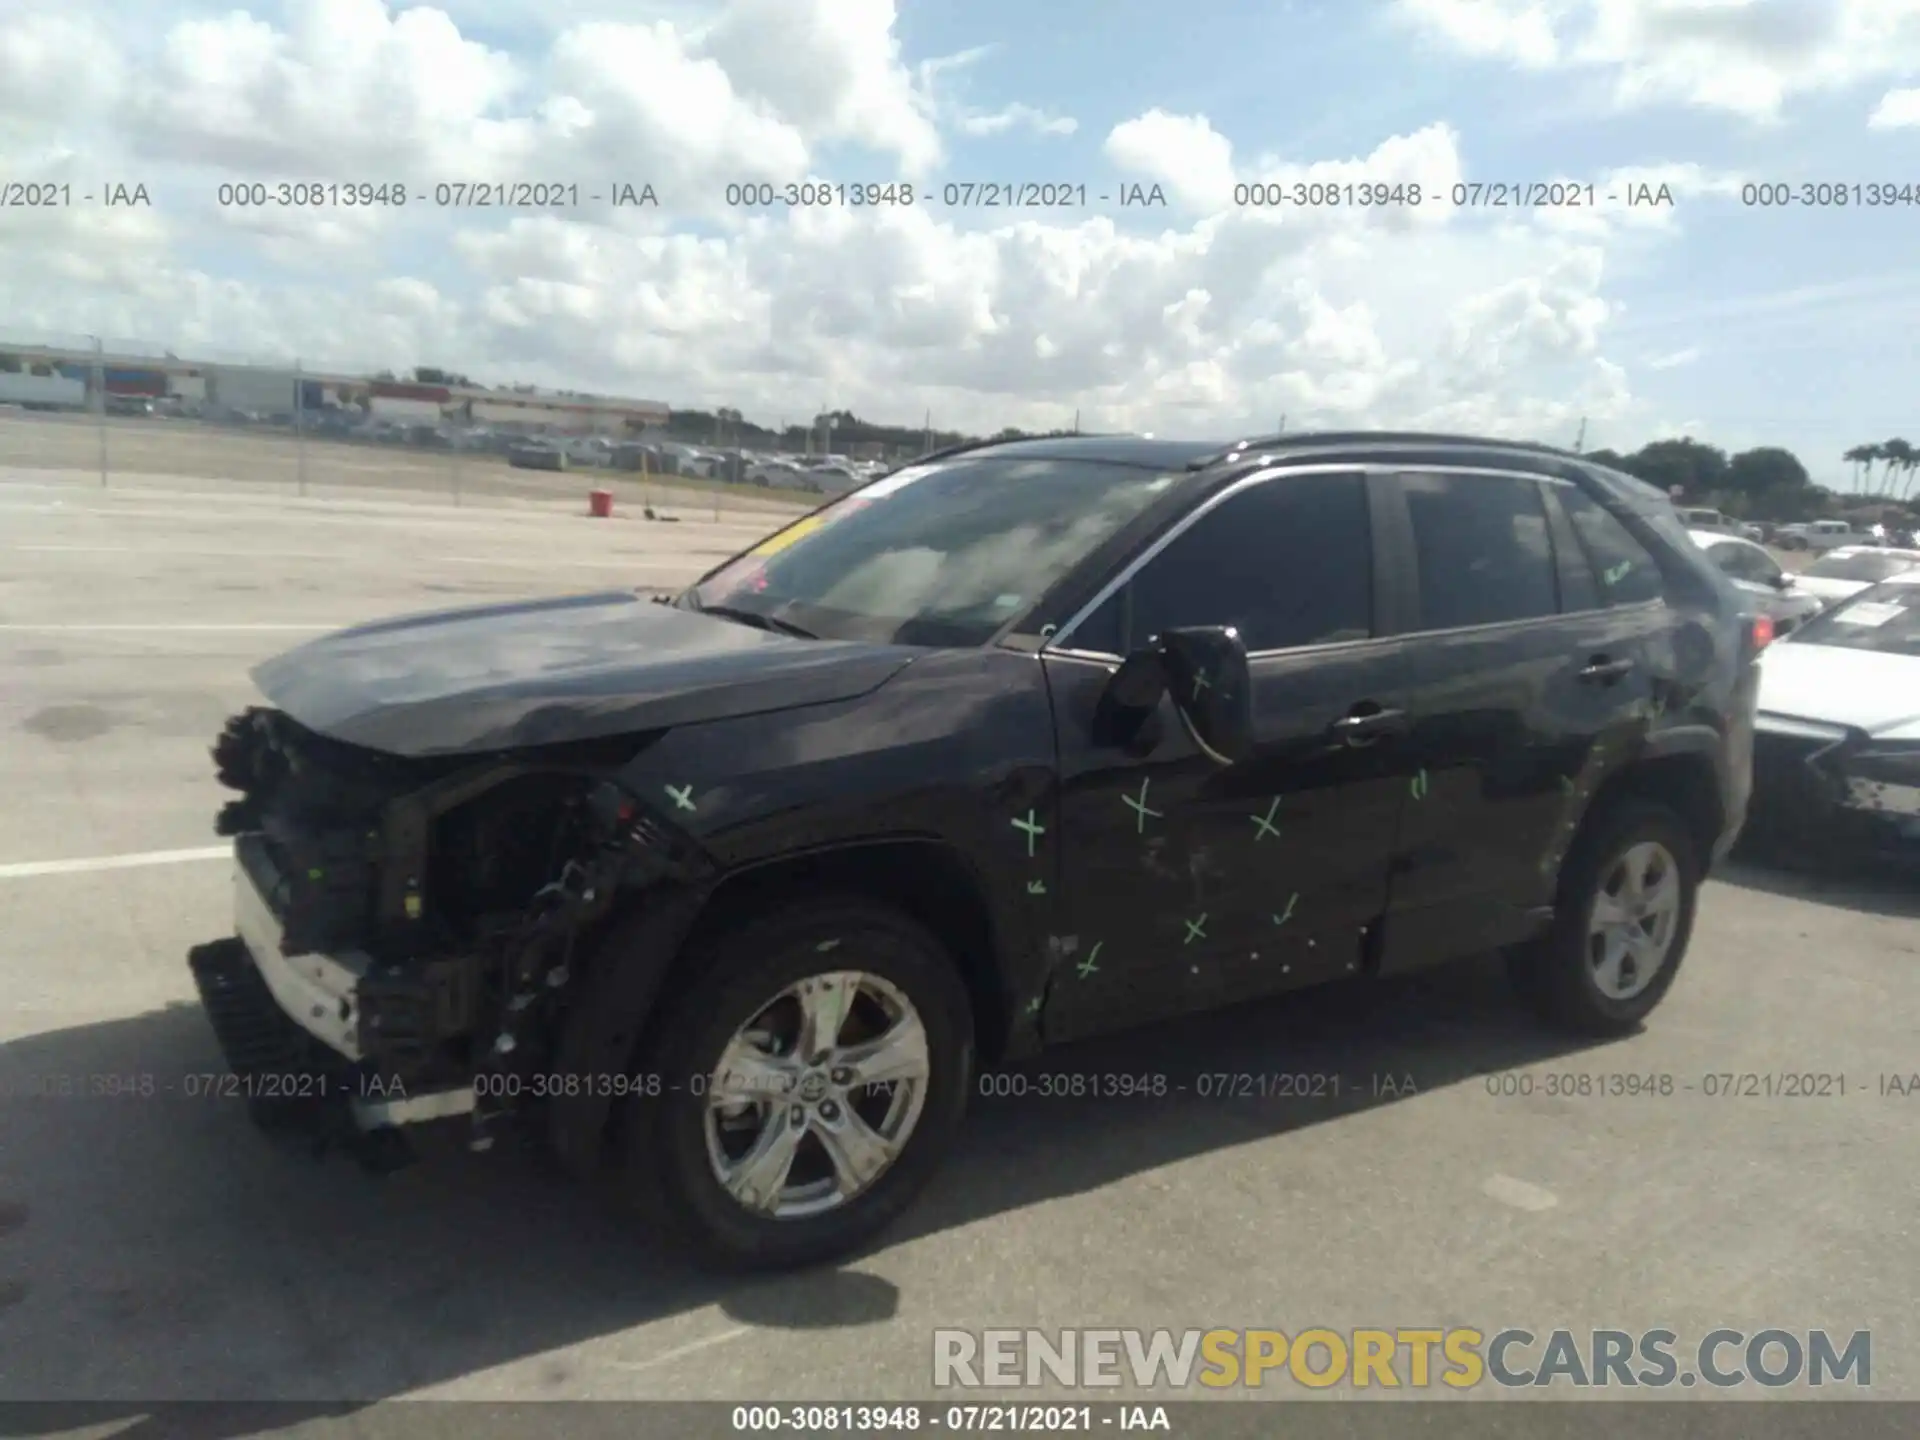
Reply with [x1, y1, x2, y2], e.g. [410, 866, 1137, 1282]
[932, 1327, 1872, 1390]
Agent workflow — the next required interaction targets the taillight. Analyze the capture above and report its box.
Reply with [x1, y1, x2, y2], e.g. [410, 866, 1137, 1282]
[1750, 614, 1776, 650]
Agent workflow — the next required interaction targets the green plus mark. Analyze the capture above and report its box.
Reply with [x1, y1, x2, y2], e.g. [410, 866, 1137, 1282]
[1123, 778, 1162, 833]
[1011, 809, 1046, 857]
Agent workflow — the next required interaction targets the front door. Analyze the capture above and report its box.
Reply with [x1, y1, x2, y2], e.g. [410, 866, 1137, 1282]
[1036, 468, 1416, 1040]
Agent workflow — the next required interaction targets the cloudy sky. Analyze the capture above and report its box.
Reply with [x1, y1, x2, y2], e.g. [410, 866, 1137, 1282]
[1, 0, 1916, 485]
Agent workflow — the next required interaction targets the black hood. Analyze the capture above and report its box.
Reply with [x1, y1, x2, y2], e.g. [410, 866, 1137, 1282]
[250, 591, 919, 757]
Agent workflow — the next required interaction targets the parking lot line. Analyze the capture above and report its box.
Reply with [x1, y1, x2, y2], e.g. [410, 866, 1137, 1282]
[0, 845, 229, 880]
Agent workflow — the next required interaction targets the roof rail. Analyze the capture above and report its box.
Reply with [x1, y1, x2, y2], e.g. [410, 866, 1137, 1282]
[1186, 429, 1583, 470]
[902, 435, 1041, 467]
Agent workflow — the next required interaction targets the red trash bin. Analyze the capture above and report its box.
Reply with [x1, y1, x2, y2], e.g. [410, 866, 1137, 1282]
[588, 488, 613, 518]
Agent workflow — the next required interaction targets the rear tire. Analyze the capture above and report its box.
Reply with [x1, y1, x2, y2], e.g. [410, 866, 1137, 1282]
[1508, 799, 1700, 1036]
[622, 898, 974, 1271]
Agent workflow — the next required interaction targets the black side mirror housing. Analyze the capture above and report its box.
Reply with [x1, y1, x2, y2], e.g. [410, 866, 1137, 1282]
[1158, 626, 1253, 762]
[1095, 626, 1253, 762]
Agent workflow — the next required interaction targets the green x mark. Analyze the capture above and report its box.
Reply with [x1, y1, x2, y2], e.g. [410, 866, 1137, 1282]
[1123, 778, 1163, 833]
[1183, 913, 1208, 945]
[1250, 796, 1281, 841]
[1191, 670, 1212, 700]
[665, 783, 696, 812]
[1077, 941, 1103, 980]
[1272, 893, 1299, 927]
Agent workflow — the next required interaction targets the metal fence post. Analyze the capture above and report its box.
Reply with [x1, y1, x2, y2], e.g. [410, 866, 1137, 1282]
[92, 337, 107, 487]
[294, 359, 308, 495]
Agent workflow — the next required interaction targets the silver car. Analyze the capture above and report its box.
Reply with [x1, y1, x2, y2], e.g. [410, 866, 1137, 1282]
[1688, 529, 1824, 635]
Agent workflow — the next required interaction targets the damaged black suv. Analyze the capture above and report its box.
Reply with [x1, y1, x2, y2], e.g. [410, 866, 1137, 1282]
[192, 431, 1761, 1270]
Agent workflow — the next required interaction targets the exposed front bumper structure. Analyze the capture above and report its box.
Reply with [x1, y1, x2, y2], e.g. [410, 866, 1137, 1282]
[188, 841, 477, 1167]
[1748, 720, 1920, 858]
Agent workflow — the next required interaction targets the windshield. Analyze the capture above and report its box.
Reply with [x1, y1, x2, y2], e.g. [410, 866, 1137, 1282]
[690, 456, 1189, 646]
[1803, 551, 1920, 583]
[1787, 582, 1920, 656]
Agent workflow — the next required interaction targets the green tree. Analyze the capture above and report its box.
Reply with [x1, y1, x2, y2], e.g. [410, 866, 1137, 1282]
[1623, 438, 1729, 499]
[1725, 446, 1810, 496]
[1879, 438, 1915, 498]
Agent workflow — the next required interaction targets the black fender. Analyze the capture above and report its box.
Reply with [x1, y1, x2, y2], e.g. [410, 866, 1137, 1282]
[545, 887, 707, 1180]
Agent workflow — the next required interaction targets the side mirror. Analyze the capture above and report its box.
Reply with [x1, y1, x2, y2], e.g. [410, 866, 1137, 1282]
[1772, 572, 1793, 590]
[1157, 626, 1254, 763]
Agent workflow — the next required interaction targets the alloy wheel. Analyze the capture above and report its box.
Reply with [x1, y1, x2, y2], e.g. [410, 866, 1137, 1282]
[1586, 840, 1682, 1001]
[702, 970, 931, 1219]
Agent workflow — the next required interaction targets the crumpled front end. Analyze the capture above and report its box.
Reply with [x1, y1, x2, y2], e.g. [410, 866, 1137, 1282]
[189, 706, 711, 1170]
[1747, 718, 1920, 859]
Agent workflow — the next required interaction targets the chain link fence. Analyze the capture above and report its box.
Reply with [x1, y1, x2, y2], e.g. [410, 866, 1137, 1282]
[0, 330, 839, 522]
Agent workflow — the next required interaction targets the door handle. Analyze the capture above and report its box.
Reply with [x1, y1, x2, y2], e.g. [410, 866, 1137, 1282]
[1579, 656, 1635, 684]
[1330, 704, 1408, 747]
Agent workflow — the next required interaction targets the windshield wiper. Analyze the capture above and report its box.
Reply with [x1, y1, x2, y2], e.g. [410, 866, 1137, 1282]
[695, 604, 819, 640]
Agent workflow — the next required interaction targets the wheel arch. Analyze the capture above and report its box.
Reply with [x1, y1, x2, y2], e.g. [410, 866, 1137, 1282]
[675, 838, 1015, 1064]
[1587, 737, 1724, 875]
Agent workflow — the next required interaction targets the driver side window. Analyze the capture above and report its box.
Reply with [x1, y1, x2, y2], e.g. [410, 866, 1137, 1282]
[1070, 471, 1373, 655]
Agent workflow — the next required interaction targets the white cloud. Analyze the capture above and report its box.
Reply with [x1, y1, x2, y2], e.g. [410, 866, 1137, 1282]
[0, 0, 1667, 443]
[1646, 346, 1703, 370]
[1394, 0, 1920, 123]
[1868, 86, 1920, 127]
[1393, 0, 1560, 68]
[1103, 111, 1238, 211]
[959, 104, 1078, 138]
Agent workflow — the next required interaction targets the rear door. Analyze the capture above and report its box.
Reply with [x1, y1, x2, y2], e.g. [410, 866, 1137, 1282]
[1377, 467, 1661, 973]
[1037, 468, 1418, 1039]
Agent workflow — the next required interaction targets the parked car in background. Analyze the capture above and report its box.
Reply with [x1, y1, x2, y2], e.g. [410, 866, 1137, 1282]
[1675, 506, 1739, 534]
[1777, 519, 1865, 552]
[1791, 546, 1920, 609]
[506, 438, 569, 471]
[190, 430, 1764, 1271]
[1688, 530, 1824, 636]
[1744, 571, 1920, 860]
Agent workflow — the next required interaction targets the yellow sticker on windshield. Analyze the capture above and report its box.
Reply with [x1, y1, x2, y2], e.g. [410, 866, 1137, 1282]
[749, 515, 826, 557]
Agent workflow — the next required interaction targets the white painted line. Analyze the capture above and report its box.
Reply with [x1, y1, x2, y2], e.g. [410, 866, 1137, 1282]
[0, 845, 229, 880]
[0, 623, 341, 632]
[1481, 1174, 1560, 1212]
[604, 1325, 754, 1373]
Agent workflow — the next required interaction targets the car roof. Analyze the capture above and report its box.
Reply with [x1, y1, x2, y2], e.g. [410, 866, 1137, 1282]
[921, 428, 1599, 472]
[1687, 528, 1758, 547]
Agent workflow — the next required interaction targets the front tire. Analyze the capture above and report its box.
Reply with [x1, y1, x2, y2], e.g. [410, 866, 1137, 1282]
[623, 898, 975, 1271]
[1508, 799, 1700, 1036]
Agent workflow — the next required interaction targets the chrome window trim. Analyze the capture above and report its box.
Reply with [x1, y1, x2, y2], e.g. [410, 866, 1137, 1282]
[1042, 459, 1620, 659]
[1041, 461, 1375, 658]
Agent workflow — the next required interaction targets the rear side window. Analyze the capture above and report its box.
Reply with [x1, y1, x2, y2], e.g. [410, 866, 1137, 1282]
[1556, 484, 1665, 606]
[1708, 541, 1779, 585]
[1079, 471, 1373, 654]
[1401, 472, 1557, 630]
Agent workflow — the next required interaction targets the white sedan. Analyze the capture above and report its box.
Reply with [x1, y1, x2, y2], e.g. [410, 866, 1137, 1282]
[1687, 530, 1824, 634]
[1791, 545, 1920, 608]
[1745, 570, 1920, 859]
